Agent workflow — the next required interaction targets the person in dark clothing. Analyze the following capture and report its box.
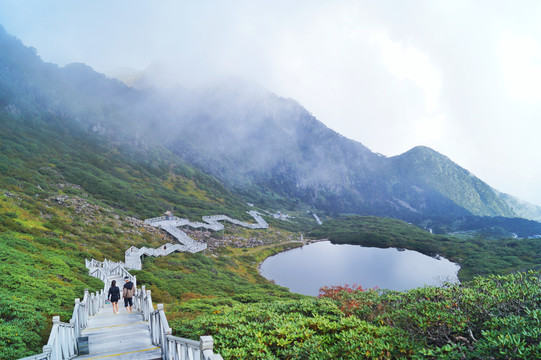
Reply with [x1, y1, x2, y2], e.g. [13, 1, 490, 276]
[107, 280, 120, 315]
[123, 276, 135, 314]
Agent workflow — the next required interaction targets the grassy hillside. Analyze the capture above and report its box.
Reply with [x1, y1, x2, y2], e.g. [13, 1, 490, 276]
[0, 190, 159, 358]
[0, 108, 249, 219]
[0, 187, 306, 358]
[3, 186, 541, 359]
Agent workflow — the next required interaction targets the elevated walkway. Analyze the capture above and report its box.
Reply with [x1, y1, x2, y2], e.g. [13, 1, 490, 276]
[21, 260, 222, 360]
[20, 210, 270, 359]
[124, 211, 269, 270]
[145, 210, 268, 233]
[76, 308, 161, 360]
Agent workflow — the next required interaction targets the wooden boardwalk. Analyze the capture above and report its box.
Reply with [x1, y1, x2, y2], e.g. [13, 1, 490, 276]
[75, 306, 161, 360]
[23, 259, 223, 360]
[73, 275, 161, 360]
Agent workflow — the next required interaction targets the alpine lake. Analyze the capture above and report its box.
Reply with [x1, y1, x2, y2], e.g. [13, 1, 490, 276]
[259, 241, 460, 296]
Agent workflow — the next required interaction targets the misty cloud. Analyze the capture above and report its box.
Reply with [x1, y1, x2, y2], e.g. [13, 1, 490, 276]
[1, 0, 541, 204]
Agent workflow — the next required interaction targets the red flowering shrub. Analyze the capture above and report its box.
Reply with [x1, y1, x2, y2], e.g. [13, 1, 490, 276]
[319, 284, 384, 320]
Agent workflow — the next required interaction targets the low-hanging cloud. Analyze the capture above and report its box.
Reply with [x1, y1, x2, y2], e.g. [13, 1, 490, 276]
[1, 0, 541, 205]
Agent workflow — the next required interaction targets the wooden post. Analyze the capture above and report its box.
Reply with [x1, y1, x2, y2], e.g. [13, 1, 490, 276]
[147, 290, 152, 309]
[74, 298, 81, 338]
[140, 285, 146, 315]
[200, 336, 213, 351]
[200, 336, 224, 360]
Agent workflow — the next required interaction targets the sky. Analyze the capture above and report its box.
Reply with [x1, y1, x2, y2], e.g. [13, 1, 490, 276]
[1, 0, 541, 205]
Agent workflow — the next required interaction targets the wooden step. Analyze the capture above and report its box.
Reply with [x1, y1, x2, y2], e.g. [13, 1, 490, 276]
[74, 309, 161, 360]
[75, 345, 162, 360]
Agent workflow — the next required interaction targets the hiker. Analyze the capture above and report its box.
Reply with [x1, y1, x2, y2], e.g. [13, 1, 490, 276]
[123, 276, 135, 313]
[107, 280, 120, 315]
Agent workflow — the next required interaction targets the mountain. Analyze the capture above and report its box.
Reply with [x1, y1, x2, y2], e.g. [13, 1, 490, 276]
[131, 83, 517, 221]
[0, 25, 536, 225]
[0, 27, 258, 223]
[497, 192, 541, 222]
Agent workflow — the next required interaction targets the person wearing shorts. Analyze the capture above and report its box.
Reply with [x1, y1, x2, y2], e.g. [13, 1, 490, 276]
[123, 276, 135, 313]
[107, 279, 120, 314]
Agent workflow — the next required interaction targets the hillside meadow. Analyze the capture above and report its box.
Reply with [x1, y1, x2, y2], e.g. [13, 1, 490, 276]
[2, 188, 541, 359]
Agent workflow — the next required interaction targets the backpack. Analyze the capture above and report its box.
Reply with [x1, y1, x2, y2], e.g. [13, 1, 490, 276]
[123, 282, 135, 298]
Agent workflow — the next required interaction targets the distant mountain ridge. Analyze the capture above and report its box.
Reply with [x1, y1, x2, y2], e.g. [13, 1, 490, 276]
[1, 24, 539, 225]
[138, 82, 519, 220]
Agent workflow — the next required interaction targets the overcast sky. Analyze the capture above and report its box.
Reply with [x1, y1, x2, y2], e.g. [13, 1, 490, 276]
[1, 1, 540, 205]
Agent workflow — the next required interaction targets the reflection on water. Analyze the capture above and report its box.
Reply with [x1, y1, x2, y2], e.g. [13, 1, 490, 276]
[259, 241, 460, 296]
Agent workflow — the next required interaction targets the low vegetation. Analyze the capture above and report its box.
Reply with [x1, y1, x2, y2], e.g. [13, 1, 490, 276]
[3, 183, 541, 360]
[175, 273, 541, 359]
[0, 189, 304, 358]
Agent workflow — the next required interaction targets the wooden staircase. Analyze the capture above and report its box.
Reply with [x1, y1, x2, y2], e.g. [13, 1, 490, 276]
[75, 307, 161, 360]
[20, 261, 223, 360]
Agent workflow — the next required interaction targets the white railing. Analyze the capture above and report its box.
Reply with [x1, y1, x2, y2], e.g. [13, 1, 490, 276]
[20, 316, 77, 360]
[136, 211, 269, 270]
[88, 289, 106, 316]
[19, 291, 100, 360]
[88, 267, 108, 291]
[125, 243, 189, 270]
[150, 304, 223, 360]
[22, 254, 222, 360]
[72, 294, 88, 339]
[145, 211, 268, 243]
[145, 216, 168, 223]
[87, 258, 223, 359]
[135, 285, 153, 321]
[86, 258, 136, 289]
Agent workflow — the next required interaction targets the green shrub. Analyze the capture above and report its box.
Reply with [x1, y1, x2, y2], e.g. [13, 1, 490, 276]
[319, 272, 541, 359]
[174, 299, 417, 359]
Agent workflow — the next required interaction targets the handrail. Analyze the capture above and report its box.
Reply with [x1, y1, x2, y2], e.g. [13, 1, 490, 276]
[150, 304, 224, 360]
[146, 211, 268, 231]
[19, 316, 77, 360]
[130, 211, 269, 270]
[87, 258, 136, 288]
[45, 317, 77, 360]
[19, 293, 97, 360]
[22, 252, 222, 360]
[132, 285, 153, 321]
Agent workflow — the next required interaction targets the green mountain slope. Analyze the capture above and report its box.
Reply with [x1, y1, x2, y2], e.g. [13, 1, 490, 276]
[0, 186, 306, 358]
[1, 109, 250, 218]
[0, 24, 529, 223]
[0, 27, 254, 220]
[385, 146, 515, 217]
[128, 81, 523, 221]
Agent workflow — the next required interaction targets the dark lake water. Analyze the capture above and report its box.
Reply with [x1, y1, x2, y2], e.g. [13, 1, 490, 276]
[259, 241, 460, 296]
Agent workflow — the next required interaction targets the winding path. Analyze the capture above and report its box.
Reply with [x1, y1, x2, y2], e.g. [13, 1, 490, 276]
[125, 211, 268, 270]
[22, 211, 270, 359]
